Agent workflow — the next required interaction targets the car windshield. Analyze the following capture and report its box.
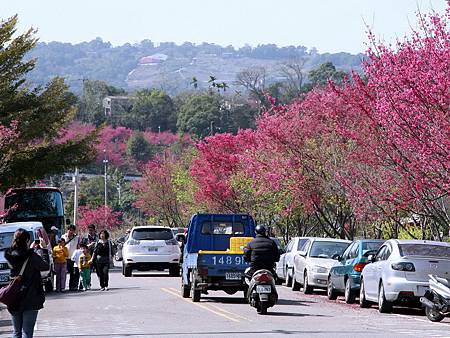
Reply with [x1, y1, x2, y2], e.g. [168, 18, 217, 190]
[362, 241, 384, 255]
[0, 231, 34, 250]
[132, 228, 173, 241]
[309, 241, 349, 258]
[5, 190, 64, 218]
[399, 244, 450, 258]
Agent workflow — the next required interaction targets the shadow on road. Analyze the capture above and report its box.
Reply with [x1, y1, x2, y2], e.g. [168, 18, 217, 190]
[201, 296, 246, 304]
[268, 311, 331, 317]
[131, 273, 172, 278]
[277, 298, 315, 306]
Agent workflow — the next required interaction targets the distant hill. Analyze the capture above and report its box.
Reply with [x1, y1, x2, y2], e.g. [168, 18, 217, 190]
[26, 38, 364, 95]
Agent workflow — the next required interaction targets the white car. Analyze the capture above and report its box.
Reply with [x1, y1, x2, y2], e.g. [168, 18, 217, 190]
[122, 226, 181, 277]
[0, 222, 54, 292]
[360, 239, 450, 313]
[292, 238, 351, 293]
[275, 237, 308, 286]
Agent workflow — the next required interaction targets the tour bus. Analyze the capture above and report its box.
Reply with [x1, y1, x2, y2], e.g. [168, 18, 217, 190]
[0, 187, 65, 234]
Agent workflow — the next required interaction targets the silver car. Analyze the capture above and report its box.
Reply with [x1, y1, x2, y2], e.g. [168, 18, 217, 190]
[292, 238, 351, 293]
[275, 237, 308, 286]
[360, 239, 450, 313]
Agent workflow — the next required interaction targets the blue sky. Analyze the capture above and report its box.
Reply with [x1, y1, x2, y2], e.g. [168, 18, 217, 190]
[1, 0, 446, 54]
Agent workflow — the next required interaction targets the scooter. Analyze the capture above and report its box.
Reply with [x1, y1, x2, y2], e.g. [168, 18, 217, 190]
[420, 275, 450, 322]
[245, 268, 278, 315]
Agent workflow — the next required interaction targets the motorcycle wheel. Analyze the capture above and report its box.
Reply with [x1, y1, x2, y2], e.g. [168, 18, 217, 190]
[258, 301, 268, 315]
[425, 307, 445, 322]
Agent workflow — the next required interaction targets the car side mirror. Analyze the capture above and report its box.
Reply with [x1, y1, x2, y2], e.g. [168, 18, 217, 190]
[175, 234, 186, 244]
[298, 250, 307, 257]
[367, 254, 375, 263]
[332, 254, 341, 261]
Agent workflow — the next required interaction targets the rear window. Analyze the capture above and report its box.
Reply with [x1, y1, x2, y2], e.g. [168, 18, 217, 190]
[362, 241, 384, 254]
[0, 231, 34, 250]
[399, 244, 450, 258]
[201, 221, 244, 235]
[132, 228, 173, 241]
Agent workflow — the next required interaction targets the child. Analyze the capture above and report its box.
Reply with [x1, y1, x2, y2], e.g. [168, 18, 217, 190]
[78, 243, 91, 291]
[71, 245, 83, 291]
[53, 238, 69, 292]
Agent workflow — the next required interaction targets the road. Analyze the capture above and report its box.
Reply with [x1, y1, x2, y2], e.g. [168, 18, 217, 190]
[0, 264, 449, 337]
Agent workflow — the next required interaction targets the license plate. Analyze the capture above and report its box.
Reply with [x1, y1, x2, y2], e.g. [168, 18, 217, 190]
[256, 285, 271, 293]
[225, 272, 242, 280]
[417, 286, 429, 296]
[0, 274, 10, 282]
[147, 247, 158, 252]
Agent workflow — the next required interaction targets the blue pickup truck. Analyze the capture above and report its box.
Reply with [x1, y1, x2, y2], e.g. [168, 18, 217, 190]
[181, 213, 256, 302]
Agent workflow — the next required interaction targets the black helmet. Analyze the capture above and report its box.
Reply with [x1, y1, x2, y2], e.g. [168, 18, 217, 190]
[255, 225, 267, 236]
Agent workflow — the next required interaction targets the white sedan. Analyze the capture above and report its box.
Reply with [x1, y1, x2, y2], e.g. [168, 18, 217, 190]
[292, 238, 351, 293]
[275, 237, 309, 286]
[360, 239, 450, 313]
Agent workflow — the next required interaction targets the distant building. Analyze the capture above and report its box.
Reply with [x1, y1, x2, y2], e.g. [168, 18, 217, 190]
[102, 96, 133, 116]
[139, 53, 169, 65]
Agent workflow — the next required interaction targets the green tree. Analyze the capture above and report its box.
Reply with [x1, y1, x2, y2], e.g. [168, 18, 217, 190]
[306, 62, 347, 89]
[126, 131, 157, 163]
[124, 89, 176, 132]
[0, 16, 96, 190]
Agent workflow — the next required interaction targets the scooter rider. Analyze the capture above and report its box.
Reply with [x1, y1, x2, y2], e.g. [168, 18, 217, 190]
[244, 225, 280, 278]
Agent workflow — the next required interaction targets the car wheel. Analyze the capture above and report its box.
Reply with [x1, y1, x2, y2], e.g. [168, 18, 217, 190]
[344, 278, 356, 304]
[44, 271, 54, 293]
[291, 269, 301, 291]
[303, 271, 313, 294]
[284, 267, 293, 287]
[359, 278, 371, 308]
[378, 282, 392, 313]
[181, 280, 190, 298]
[169, 264, 180, 277]
[191, 271, 201, 302]
[327, 276, 338, 300]
[425, 307, 445, 322]
[123, 264, 132, 277]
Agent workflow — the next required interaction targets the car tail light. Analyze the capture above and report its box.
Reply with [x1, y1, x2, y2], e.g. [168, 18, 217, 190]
[391, 262, 415, 272]
[165, 238, 178, 245]
[353, 263, 367, 272]
[127, 239, 140, 246]
[254, 273, 272, 283]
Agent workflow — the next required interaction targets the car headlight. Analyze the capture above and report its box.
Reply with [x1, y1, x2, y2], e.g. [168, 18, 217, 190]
[311, 265, 327, 273]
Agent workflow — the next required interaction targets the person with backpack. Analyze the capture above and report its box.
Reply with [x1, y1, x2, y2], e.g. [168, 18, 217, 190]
[5, 228, 49, 338]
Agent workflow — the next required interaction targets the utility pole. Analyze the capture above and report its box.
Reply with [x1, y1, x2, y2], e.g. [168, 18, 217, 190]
[103, 149, 109, 209]
[72, 167, 79, 226]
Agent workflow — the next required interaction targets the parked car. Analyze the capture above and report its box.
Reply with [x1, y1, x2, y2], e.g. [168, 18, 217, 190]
[360, 239, 450, 313]
[122, 226, 181, 277]
[292, 238, 351, 293]
[275, 237, 308, 286]
[327, 239, 385, 303]
[0, 221, 54, 292]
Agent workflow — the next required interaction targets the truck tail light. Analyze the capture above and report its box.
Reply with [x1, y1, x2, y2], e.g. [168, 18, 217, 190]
[198, 267, 208, 276]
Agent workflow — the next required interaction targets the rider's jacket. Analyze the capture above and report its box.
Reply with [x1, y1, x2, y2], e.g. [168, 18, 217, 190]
[244, 234, 280, 271]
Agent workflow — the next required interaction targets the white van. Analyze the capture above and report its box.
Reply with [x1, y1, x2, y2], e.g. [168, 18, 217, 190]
[0, 221, 54, 292]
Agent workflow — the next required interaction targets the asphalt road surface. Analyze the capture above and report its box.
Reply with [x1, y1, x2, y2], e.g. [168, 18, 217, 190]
[0, 264, 449, 337]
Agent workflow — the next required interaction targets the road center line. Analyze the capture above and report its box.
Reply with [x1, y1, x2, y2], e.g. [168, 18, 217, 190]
[161, 288, 240, 323]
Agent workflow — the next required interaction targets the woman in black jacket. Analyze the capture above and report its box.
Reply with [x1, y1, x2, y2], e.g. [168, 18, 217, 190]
[5, 228, 49, 338]
[90, 230, 112, 291]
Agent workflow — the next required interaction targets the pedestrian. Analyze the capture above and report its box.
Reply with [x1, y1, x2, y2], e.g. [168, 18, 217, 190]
[71, 246, 83, 291]
[5, 228, 49, 338]
[90, 230, 113, 291]
[85, 224, 98, 257]
[78, 244, 91, 291]
[61, 224, 80, 291]
[48, 226, 59, 248]
[53, 238, 69, 292]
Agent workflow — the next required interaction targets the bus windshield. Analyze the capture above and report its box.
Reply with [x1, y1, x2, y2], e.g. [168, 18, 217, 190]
[5, 190, 64, 219]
